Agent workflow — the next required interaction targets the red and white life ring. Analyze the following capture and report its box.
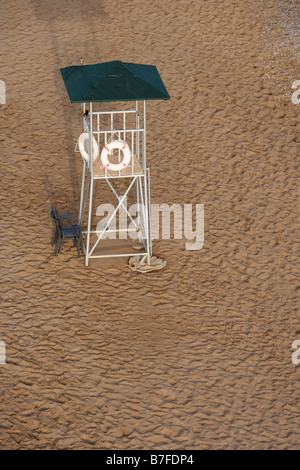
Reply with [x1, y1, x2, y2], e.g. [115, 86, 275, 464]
[78, 132, 99, 163]
[101, 140, 131, 172]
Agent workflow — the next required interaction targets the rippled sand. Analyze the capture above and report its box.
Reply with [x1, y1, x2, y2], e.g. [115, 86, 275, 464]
[1, 0, 300, 449]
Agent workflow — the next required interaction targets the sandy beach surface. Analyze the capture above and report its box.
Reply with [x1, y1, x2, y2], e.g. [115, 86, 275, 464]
[1, 0, 300, 449]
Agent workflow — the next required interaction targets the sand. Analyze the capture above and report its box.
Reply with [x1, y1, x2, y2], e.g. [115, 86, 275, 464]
[0, 0, 300, 449]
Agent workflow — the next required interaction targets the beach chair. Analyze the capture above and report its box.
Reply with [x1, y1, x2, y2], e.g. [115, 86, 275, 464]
[50, 207, 83, 257]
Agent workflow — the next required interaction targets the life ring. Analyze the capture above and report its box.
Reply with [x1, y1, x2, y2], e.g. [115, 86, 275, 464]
[78, 132, 99, 163]
[101, 140, 131, 172]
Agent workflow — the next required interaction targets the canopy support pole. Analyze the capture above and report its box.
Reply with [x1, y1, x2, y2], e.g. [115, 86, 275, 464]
[85, 102, 94, 266]
[142, 100, 151, 263]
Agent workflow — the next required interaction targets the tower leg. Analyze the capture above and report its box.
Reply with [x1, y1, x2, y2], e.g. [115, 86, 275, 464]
[147, 167, 152, 257]
[85, 102, 94, 267]
[79, 160, 86, 225]
[85, 174, 93, 266]
[143, 174, 151, 264]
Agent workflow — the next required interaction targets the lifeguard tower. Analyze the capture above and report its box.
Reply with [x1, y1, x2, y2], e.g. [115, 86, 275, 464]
[60, 61, 169, 267]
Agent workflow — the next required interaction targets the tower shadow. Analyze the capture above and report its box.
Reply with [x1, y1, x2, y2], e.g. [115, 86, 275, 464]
[30, 0, 105, 212]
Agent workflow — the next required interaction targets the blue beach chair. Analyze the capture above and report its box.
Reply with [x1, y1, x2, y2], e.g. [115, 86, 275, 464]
[50, 207, 83, 257]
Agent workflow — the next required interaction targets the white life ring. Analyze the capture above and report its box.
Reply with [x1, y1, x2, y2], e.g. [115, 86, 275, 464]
[78, 132, 99, 163]
[101, 140, 131, 172]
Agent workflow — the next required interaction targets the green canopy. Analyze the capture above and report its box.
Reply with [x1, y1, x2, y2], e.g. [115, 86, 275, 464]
[60, 61, 170, 103]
